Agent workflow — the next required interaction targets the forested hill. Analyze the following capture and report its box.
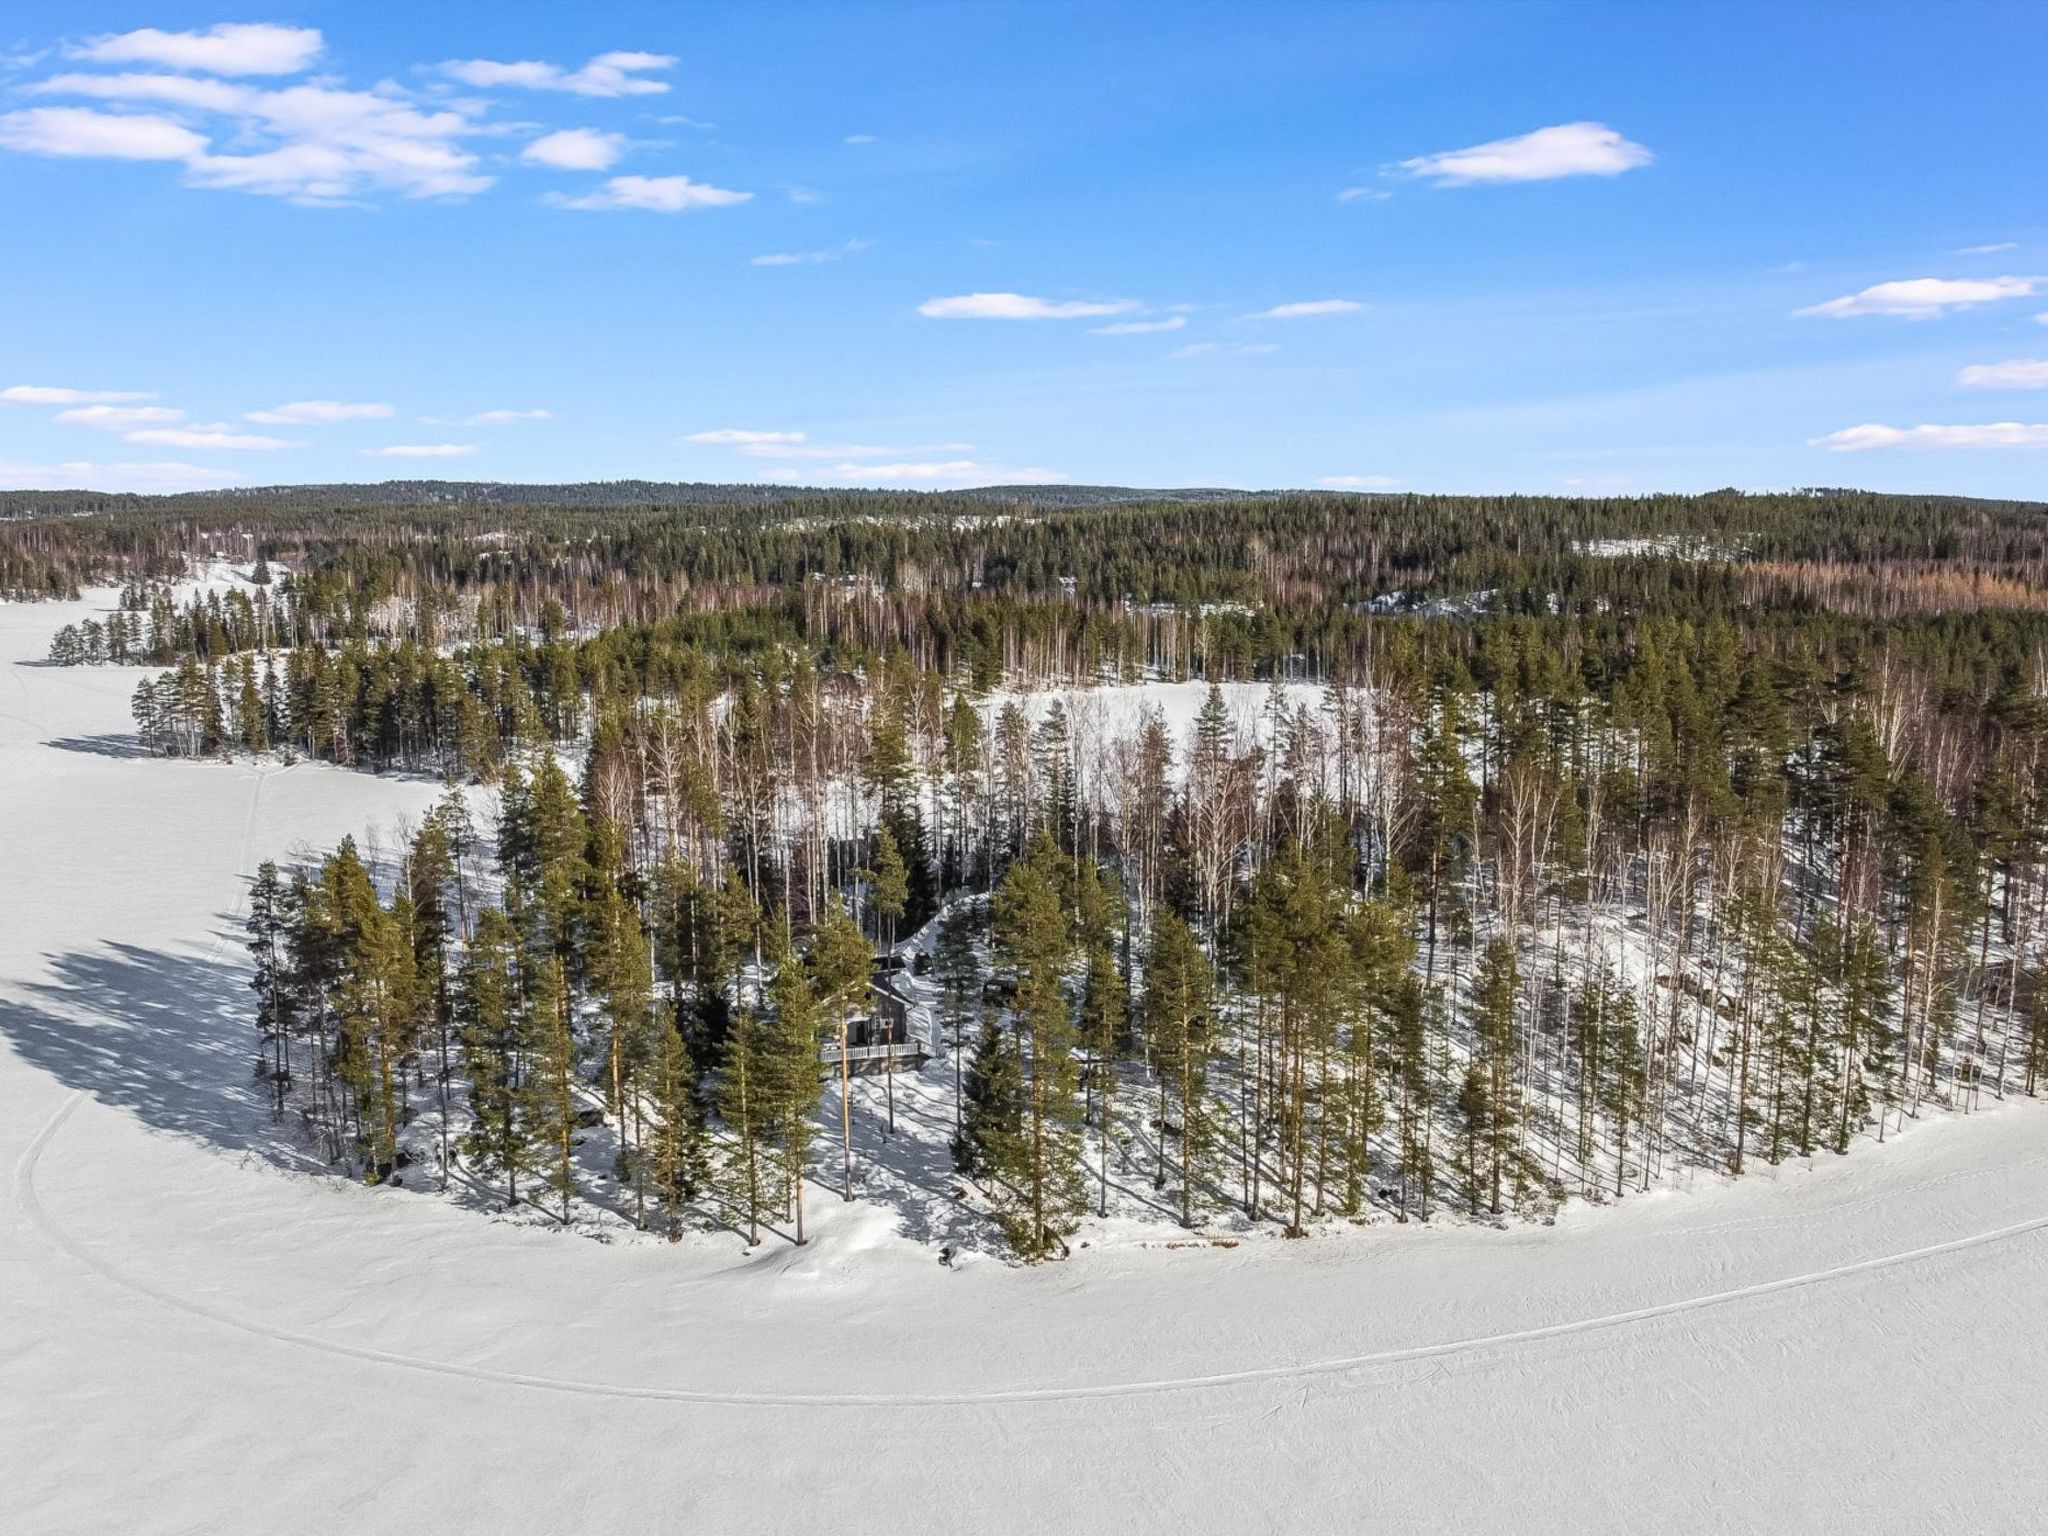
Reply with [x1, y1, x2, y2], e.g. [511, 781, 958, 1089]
[2, 478, 1313, 518]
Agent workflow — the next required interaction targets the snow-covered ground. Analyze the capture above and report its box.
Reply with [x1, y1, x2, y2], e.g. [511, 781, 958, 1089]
[5, 591, 2047, 1532]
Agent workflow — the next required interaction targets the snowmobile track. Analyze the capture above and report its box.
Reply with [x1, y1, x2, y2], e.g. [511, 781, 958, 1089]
[17, 1089, 2048, 1411]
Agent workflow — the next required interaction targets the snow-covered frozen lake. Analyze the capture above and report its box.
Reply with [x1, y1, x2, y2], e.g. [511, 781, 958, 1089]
[4, 591, 2045, 1532]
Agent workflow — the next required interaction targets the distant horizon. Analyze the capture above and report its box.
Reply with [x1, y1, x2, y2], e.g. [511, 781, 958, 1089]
[1, 476, 2029, 504]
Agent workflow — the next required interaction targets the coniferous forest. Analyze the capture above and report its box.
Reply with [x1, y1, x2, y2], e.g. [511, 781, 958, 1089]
[15, 482, 2048, 1259]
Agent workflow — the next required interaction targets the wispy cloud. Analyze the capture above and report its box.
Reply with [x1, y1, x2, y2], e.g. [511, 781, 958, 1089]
[683, 428, 809, 447]
[1172, 342, 1279, 359]
[70, 23, 323, 76]
[362, 443, 477, 458]
[752, 239, 869, 267]
[1958, 242, 2018, 255]
[1091, 316, 1185, 335]
[1400, 122, 1652, 185]
[685, 428, 976, 461]
[1336, 185, 1390, 203]
[1244, 298, 1360, 320]
[439, 51, 675, 98]
[551, 174, 750, 212]
[2, 385, 154, 405]
[453, 408, 553, 424]
[1812, 421, 2048, 451]
[843, 133, 877, 146]
[125, 427, 299, 450]
[918, 292, 1138, 320]
[769, 460, 1065, 486]
[246, 400, 392, 424]
[0, 457, 243, 492]
[1958, 360, 2048, 389]
[521, 128, 624, 171]
[1796, 276, 2038, 319]
[55, 404, 182, 428]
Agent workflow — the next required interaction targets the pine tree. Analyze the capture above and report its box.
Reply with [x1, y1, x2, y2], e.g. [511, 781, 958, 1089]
[812, 904, 873, 1200]
[645, 1017, 702, 1241]
[528, 954, 579, 1224]
[246, 860, 293, 1120]
[765, 938, 826, 1243]
[1469, 937, 1520, 1215]
[458, 907, 535, 1208]
[716, 1006, 775, 1245]
[1141, 910, 1216, 1227]
[932, 902, 985, 1147]
[870, 822, 910, 1133]
[988, 834, 1086, 1257]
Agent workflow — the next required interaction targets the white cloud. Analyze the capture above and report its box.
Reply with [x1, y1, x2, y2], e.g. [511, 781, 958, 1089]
[54, 404, 183, 428]
[918, 292, 1138, 320]
[1318, 474, 1399, 489]
[1245, 298, 1361, 320]
[1796, 276, 2038, 319]
[71, 23, 323, 76]
[762, 441, 969, 461]
[1091, 316, 1186, 335]
[4, 385, 153, 406]
[185, 86, 491, 200]
[457, 409, 552, 424]
[362, 443, 477, 458]
[11, 74, 493, 201]
[521, 128, 624, 171]
[774, 460, 1065, 486]
[0, 106, 206, 160]
[1959, 242, 2018, 255]
[1958, 360, 2048, 389]
[552, 173, 751, 212]
[1811, 422, 2048, 451]
[245, 400, 393, 424]
[124, 427, 298, 450]
[687, 428, 983, 463]
[440, 51, 674, 98]
[1336, 186, 1390, 203]
[0, 457, 244, 492]
[1171, 342, 1279, 359]
[684, 428, 808, 446]
[1400, 121, 1652, 185]
[32, 72, 252, 112]
[752, 239, 869, 266]
[843, 133, 878, 146]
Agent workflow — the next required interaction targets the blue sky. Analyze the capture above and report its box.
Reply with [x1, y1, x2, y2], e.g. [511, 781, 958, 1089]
[1, 1, 2043, 497]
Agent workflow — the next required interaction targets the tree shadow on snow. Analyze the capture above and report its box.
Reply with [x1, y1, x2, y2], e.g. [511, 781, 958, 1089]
[45, 733, 154, 761]
[0, 927, 329, 1175]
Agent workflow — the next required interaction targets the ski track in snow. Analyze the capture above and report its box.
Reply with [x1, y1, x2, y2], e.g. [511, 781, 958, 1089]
[16, 1086, 2048, 1408]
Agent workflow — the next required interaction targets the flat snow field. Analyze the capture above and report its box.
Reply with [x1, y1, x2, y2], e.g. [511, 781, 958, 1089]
[4, 594, 2047, 1535]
